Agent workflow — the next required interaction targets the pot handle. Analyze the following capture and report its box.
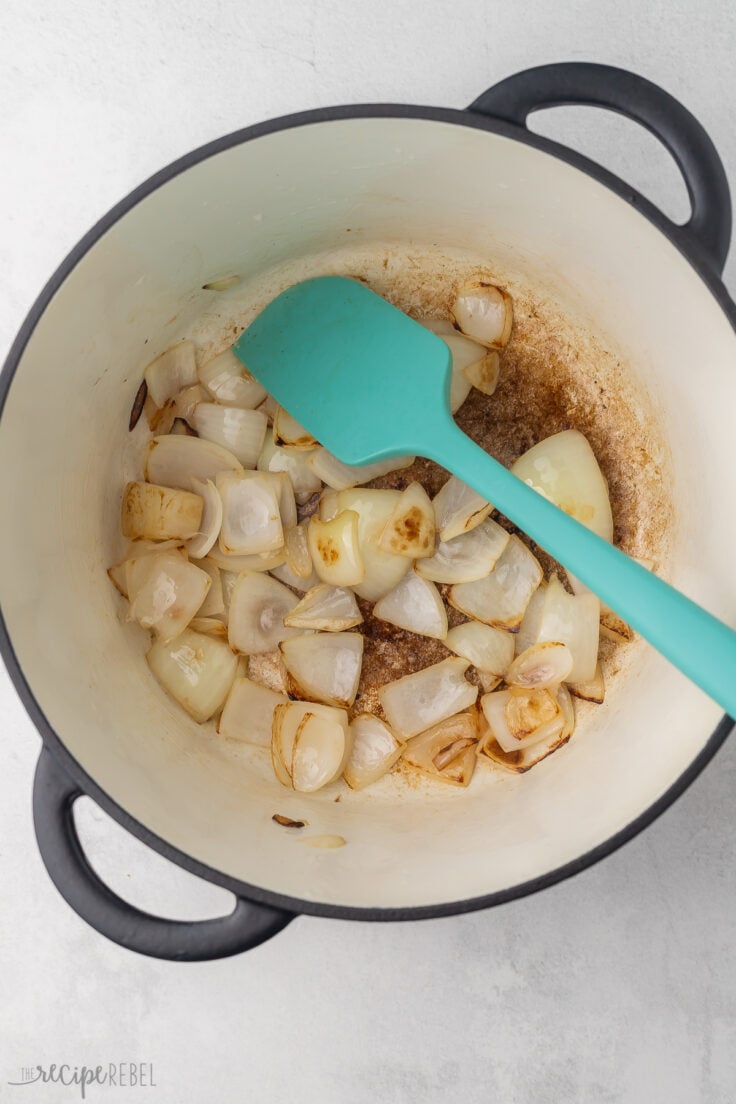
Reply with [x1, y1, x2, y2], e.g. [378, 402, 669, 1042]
[468, 62, 731, 275]
[32, 747, 295, 961]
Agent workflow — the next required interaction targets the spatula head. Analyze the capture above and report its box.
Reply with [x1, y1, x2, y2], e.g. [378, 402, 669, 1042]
[232, 276, 452, 465]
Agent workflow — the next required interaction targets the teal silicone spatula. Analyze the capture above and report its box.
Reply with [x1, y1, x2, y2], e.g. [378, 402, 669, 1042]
[234, 275, 736, 718]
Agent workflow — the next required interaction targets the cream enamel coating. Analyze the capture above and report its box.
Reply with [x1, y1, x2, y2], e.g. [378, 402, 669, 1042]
[0, 116, 734, 909]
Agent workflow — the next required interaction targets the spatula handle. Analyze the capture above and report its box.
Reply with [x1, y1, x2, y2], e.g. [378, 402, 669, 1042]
[426, 421, 736, 718]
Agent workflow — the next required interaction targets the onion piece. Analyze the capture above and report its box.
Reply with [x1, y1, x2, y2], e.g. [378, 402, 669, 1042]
[257, 433, 322, 503]
[144, 341, 198, 408]
[307, 447, 415, 491]
[145, 435, 242, 490]
[308, 510, 364, 587]
[599, 610, 634, 644]
[273, 407, 318, 450]
[451, 281, 513, 348]
[449, 535, 543, 631]
[515, 583, 547, 654]
[482, 687, 573, 772]
[270, 561, 321, 592]
[478, 672, 502, 694]
[148, 398, 177, 435]
[192, 404, 267, 468]
[205, 546, 286, 573]
[284, 521, 312, 579]
[416, 518, 509, 584]
[463, 350, 500, 396]
[511, 430, 613, 541]
[284, 584, 362, 631]
[173, 383, 207, 425]
[271, 701, 351, 791]
[319, 489, 340, 521]
[536, 574, 600, 683]
[444, 621, 515, 677]
[170, 417, 196, 436]
[506, 642, 574, 690]
[195, 558, 224, 617]
[373, 573, 448, 640]
[344, 714, 404, 790]
[269, 471, 298, 531]
[568, 662, 605, 704]
[378, 481, 435, 559]
[218, 677, 288, 746]
[127, 552, 211, 643]
[189, 617, 227, 637]
[187, 478, 223, 560]
[219, 569, 238, 616]
[122, 481, 203, 542]
[480, 688, 562, 753]
[403, 712, 478, 787]
[228, 572, 301, 654]
[433, 476, 493, 542]
[147, 628, 238, 723]
[198, 347, 267, 408]
[217, 471, 283, 556]
[337, 489, 411, 601]
[280, 632, 363, 708]
[421, 319, 486, 413]
[379, 657, 478, 739]
[557, 684, 576, 740]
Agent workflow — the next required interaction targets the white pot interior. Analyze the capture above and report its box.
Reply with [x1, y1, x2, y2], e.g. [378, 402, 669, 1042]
[1, 116, 734, 910]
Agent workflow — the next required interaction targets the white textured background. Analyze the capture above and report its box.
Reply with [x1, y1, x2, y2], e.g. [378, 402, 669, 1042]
[1, 2, 735, 1102]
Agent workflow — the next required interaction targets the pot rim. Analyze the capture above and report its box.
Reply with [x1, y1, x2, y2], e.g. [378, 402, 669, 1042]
[1, 101, 733, 922]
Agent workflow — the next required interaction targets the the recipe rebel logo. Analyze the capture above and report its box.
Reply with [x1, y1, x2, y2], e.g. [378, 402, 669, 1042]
[7, 1062, 156, 1098]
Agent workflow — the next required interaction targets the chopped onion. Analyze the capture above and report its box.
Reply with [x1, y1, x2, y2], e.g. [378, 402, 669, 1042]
[344, 714, 403, 790]
[145, 435, 242, 490]
[257, 433, 322, 503]
[198, 347, 267, 408]
[284, 521, 312, 579]
[271, 701, 351, 792]
[148, 398, 177, 435]
[284, 584, 362, 631]
[557, 684, 576, 739]
[403, 712, 478, 787]
[451, 281, 513, 348]
[189, 617, 227, 637]
[308, 510, 364, 587]
[373, 573, 448, 640]
[144, 341, 198, 408]
[319, 489, 340, 521]
[506, 642, 573, 690]
[195, 558, 224, 617]
[219, 569, 238, 616]
[171, 417, 196, 436]
[205, 546, 286, 573]
[379, 657, 478, 739]
[218, 677, 287, 746]
[269, 471, 297, 531]
[228, 572, 301, 654]
[121, 481, 203, 542]
[258, 394, 280, 422]
[193, 403, 267, 468]
[217, 471, 283, 556]
[127, 552, 211, 643]
[600, 609, 634, 643]
[481, 686, 573, 771]
[416, 518, 509, 584]
[478, 671, 502, 694]
[511, 429, 613, 541]
[273, 407, 317, 450]
[536, 574, 600, 683]
[444, 621, 515, 676]
[173, 383, 207, 424]
[270, 560, 321, 592]
[187, 478, 223, 560]
[337, 489, 411, 601]
[280, 632, 363, 708]
[202, 274, 240, 292]
[271, 703, 294, 786]
[433, 475, 493, 542]
[421, 319, 486, 413]
[307, 447, 415, 491]
[515, 583, 547, 654]
[378, 481, 435, 558]
[147, 627, 238, 723]
[463, 351, 500, 396]
[568, 662, 605, 704]
[449, 535, 543, 631]
[480, 688, 562, 753]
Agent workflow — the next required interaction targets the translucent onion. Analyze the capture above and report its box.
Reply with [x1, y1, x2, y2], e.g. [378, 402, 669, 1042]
[536, 574, 600, 683]
[198, 347, 267, 408]
[121, 481, 203, 542]
[257, 433, 322, 503]
[568, 662, 605, 704]
[189, 617, 228, 637]
[205, 546, 286, 573]
[273, 407, 318, 449]
[416, 518, 510, 584]
[218, 677, 288, 746]
[195, 558, 224, 616]
[280, 632, 364, 708]
[269, 471, 297, 530]
[173, 383, 207, 424]
[147, 628, 238, 723]
[337, 489, 411, 601]
[463, 350, 500, 396]
[228, 572, 301, 654]
[511, 430, 613, 541]
[481, 687, 573, 772]
[284, 584, 363, 631]
[506, 642, 574, 690]
[270, 561, 321, 592]
[193, 403, 267, 468]
[515, 584, 547, 654]
[217, 471, 283, 556]
[271, 701, 351, 792]
[373, 573, 448, 640]
[480, 688, 563, 753]
[379, 657, 478, 739]
[144, 341, 198, 408]
[307, 447, 415, 491]
[421, 319, 485, 413]
[187, 478, 223, 560]
[284, 521, 312, 578]
[444, 621, 515, 677]
[319, 489, 340, 521]
[451, 281, 513, 348]
[432, 476, 493, 542]
[344, 714, 404, 790]
[403, 712, 478, 787]
[449, 536, 543, 631]
[308, 510, 364, 587]
[599, 610, 634, 644]
[378, 481, 435, 559]
[145, 435, 243, 490]
[127, 552, 211, 643]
